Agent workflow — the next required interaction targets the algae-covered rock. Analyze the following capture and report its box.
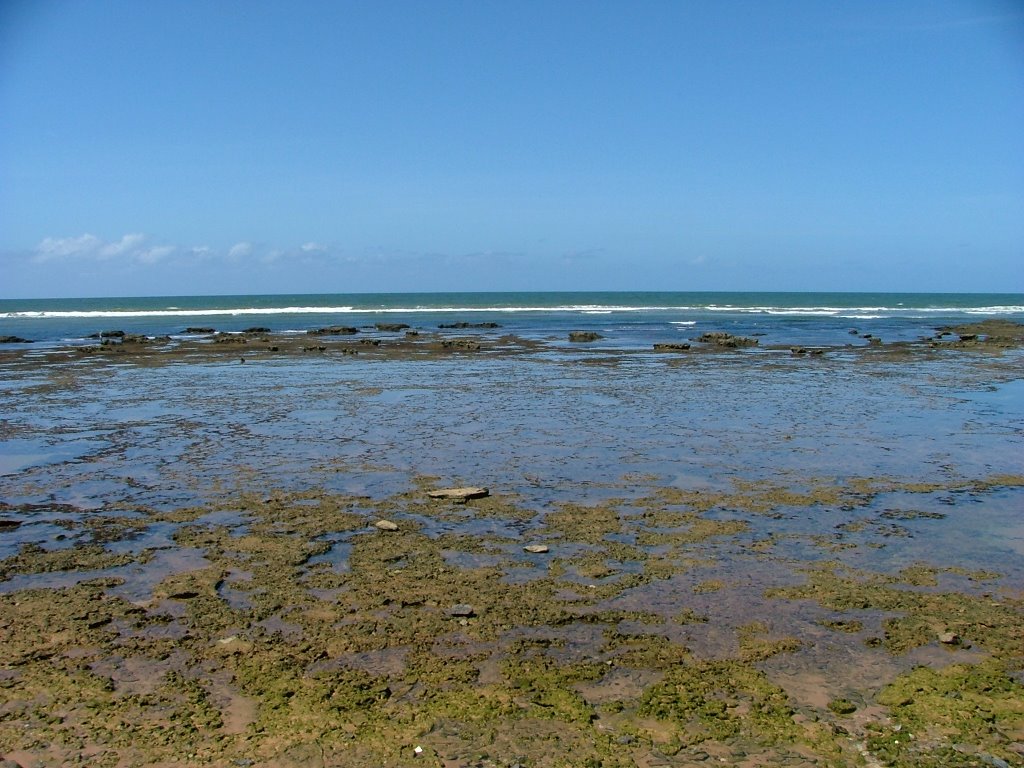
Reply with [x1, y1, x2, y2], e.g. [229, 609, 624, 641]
[827, 698, 857, 714]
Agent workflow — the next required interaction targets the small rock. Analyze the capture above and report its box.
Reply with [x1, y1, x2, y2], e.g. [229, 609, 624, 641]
[0, 519, 22, 530]
[374, 519, 399, 531]
[939, 631, 960, 645]
[569, 331, 602, 342]
[427, 487, 489, 501]
[523, 544, 549, 554]
[448, 604, 475, 617]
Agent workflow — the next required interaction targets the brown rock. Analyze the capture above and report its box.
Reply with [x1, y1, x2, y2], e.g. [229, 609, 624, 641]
[427, 487, 489, 501]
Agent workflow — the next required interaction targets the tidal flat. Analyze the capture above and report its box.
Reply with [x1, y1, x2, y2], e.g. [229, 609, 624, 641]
[0, 325, 1023, 767]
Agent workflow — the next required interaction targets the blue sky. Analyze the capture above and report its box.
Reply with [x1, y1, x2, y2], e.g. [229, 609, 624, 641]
[1, 0, 1022, 298]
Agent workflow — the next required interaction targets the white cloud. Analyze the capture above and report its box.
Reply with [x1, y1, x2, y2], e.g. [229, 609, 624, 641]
[227, 241, 253, 259]
[98, 233, 146, 259]
[32, 233, 181, 266]
[34, 234, 102, 262]
[30, 234, 349, 268]
[137, 245, 175, 264]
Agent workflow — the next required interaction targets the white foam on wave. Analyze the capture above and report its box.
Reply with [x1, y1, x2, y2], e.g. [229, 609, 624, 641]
[2, 304, 683, 319]
[961, 306, 1024, 314]
[3, 303, 1021, 320]
[3, 306, 357, 319]
[704, 305, 1024, 317]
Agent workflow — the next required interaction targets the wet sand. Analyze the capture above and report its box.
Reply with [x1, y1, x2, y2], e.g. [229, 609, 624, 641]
[1, 324, 1023, 767]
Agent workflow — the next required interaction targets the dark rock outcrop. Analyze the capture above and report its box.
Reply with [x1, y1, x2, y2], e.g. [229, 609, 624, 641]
[441, 339, 481, 351]
[307, 326, 358, 335]
[696, 332, 758, 348]
[653, 343, 690, 352]
[569, 331, 602, 342]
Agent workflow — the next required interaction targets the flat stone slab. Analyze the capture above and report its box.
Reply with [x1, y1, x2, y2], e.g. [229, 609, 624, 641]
[426, 487, 489, 501]
[374, 519, 399, 531]
[523, 544, 550, 554]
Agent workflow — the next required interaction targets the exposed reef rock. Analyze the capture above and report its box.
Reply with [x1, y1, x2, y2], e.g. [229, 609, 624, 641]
[696, 332, 759, 348]
[307, 326, 359, 335]
[653, 343, 691, 352]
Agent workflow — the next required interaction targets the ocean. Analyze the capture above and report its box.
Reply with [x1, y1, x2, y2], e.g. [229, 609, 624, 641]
[2, 290, 1022, 348]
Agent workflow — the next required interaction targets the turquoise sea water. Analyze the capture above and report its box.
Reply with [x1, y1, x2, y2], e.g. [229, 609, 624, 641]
[2, 291, 1022, 347]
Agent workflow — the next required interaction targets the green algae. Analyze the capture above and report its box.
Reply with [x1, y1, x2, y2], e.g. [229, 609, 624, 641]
[736, 622, 802, 662]
[827, 698, 857, 715]
[692, 579, 724, 594]
[868, 659, 1024, 767]
[820, 618, 864, 633]
[765, 562, 1024, 658]
[638, 659, 800, 747]
[0, 543, 140, 580]
[2, 476, 1023, 766]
